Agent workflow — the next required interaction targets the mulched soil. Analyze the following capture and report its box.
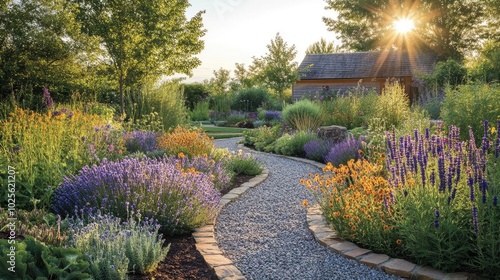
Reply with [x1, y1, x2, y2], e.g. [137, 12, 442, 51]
[130, 174, 255, 280]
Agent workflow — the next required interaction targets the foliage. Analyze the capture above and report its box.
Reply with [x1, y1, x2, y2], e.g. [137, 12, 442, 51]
[440, 83, 500, 141]
[282, 100, 322, 131]
[468, 40, 500, 83]
[323, 0, 485, 60]
[242, 124, 282, 152]
[0, 0, 98, 104]
[301, 159, 397, 253]
[324, 136, 364, 167]
[396, 106, 431, 138]
[190, 101, 210, 121]
[87, 103, 116, 122]
[206, 68, 231, 95]
[320, 89, 378, 129]
[422, 59, 467, 88]
[0, 208, 67, 247]
[127, 81, 188, 131]
[0, 107, 123, 210]
[227, 150, 263, 176]
[304, 139, 334, 163]
[210, 92, 233, 116]
[0, 236, 91, 279]
[232, 88, 271, 112]
[183, 83, 209, 110]
[51, 156, 221, 235]
[68, 214, 170, 277]
[250, 33, 298, 100]
[123, 130, 161, 153]
[306, 38, 342, 54]
[274, 131, 319, 157]
[373, 81, 409, 129]
[157, 126, 214, 158]
[73, 0, 205, 114]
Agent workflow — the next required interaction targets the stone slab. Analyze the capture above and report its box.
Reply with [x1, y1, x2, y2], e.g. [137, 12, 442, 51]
[196, 225, 215, 232]
[318, 237, 342, 247]
[195, 243, 223, 255]
[443, 272, 470, 280]
[222, 193, 239, 200]
[314, 231, 337, 241]
[382, 258, 417, 278]
[328, 241, 359, 254]
[214, 265, 245, 279]
[343, 248, 372, 260]
[194, 237, 217, 244]
[192, 231, 214, 238]
[415, 266, 448, 280]
[359, 253, 390, 268]
[228, 187, 249, 195]
[203, 254, 233, 267]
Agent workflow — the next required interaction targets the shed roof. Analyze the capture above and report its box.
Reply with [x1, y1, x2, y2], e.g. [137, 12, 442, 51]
[298, 51, 437, 80]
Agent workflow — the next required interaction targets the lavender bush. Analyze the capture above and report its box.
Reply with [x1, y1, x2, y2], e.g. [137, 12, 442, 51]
[52, 157, 221, 235]
[264, 110, 281, 121]
[68, 213, 169, 278]
[324, 136, 364, 167]
[165, 154, 233, 193]
[304, 139, 334, 163]
[123, 130, 161, 153]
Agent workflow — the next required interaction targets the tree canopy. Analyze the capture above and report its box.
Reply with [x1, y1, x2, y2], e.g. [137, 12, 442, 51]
[250, 33, 298, 100]
[306, 38, 344, 54]
[72, 0, 205, 114]
[323, 0, 486, 61]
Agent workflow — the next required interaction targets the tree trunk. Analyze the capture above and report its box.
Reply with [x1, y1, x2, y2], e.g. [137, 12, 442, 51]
[119, 72, 125, 116]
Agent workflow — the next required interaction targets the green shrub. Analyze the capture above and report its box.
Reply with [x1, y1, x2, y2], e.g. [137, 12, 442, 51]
[422, 59, 467, 88]
[183, 83, 209, 110]
[441, 83, 500, 141]
[0, 236, 91, 279]
[232, 88, 271, 112]
[69, 214, 170, 278]
[274, 131, 318, 157]
[282, 100, 322, 131]
[227, 150, 263, 176]
[373, 81, 409, 129]
[189, 101, 210, 121]
[248, 125, 282, 152]
[88, 103, 116, 122]
[320, 90, 377, 129]
[396, 106, 431, 138]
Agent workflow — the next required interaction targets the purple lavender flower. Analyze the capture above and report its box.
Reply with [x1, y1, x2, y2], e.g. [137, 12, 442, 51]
[304, 139, 334, 163]
[52, 156, 222, 235]
[324, 136, 364, 167]
[264, 110, 282, 121]
[434, 209, 440, 228]
[494, 196, 498, 207]
[472, 206, 479, 236]
[42, 87, 54, 108]
[469, 176, 475, 202]
[123, 130, 161, 153]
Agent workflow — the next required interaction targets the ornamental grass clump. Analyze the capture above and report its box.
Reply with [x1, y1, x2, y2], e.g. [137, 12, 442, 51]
[282, 100, 322, 131]
[157, 126, 213, 157]
[68, 214, 170, 279]
[51, 157, 221, 235]
[385, 121, 500, 274]
[274, 130, 319, 157]
[324, 136, 365, 167]
[301, 158, 397, 253]
[227, 150, 263, 177]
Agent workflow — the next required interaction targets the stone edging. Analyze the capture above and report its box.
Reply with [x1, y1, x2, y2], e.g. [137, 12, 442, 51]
[306, 204, 475, 280]
[193, 150, 270, 279]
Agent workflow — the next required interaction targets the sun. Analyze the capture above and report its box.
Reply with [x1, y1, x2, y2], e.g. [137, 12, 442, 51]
[393, 18, 415, 34]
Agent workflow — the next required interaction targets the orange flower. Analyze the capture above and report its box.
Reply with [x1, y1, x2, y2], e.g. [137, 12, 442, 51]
[301, 199, 309, 207]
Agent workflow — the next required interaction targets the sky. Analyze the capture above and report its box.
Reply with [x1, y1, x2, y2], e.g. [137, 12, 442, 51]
[181, 0, 338, 83]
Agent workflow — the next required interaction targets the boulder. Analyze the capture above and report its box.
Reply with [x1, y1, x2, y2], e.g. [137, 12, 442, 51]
[317, 125, 347, 144]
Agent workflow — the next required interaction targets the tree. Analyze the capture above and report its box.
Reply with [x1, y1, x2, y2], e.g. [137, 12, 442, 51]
[0, 0, 93, 104]
[72, 0, 205, 115]
[306, 38, 344, 54]
[323, 0, 485, 60]
[206, 68, 231, 95]
[251, 33, 298, 100]
[469, 41, 500, 83]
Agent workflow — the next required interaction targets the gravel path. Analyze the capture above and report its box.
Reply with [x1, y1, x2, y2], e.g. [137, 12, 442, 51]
[213, 138, 401, 280]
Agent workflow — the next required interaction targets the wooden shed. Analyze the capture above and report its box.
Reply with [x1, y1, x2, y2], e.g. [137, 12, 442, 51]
[292, 51, 437, 102]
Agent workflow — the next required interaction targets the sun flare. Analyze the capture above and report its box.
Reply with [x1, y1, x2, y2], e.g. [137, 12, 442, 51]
[393, 18, 415, 34]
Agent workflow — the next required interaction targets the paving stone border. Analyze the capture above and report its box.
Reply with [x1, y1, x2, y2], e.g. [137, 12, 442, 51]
[306, 204, 477, 280]
[193, 156, 270, 279]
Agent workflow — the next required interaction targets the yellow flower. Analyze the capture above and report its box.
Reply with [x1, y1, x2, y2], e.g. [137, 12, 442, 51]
[178, 152, 186, 159]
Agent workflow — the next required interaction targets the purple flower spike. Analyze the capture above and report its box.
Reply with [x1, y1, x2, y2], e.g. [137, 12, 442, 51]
[494, 196, 498, 207]
[472, 206, 479, 236]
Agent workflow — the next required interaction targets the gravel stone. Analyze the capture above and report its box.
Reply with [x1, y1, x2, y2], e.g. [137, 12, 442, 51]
[213, 138, 402, 280]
